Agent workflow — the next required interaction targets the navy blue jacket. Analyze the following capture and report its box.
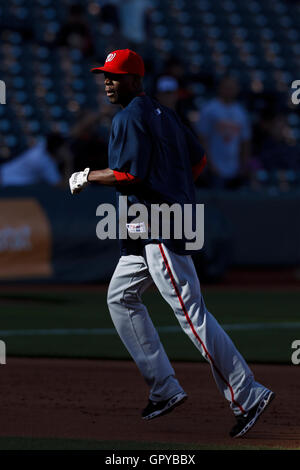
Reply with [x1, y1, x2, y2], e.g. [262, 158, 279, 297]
[108, 94, 206, 256]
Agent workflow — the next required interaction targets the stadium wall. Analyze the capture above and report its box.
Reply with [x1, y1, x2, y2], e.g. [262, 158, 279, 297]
[0, 186, 299, 282]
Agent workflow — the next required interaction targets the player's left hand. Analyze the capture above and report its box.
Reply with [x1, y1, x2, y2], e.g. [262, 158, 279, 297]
[69, 167, 90, 194]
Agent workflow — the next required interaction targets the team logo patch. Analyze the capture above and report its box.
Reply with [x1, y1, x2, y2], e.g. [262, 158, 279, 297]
[126, 222, 147, 233]
[106, 53, 116, 62]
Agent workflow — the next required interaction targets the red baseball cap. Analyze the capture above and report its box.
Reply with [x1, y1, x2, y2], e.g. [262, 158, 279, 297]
[90, 49, 145, 77]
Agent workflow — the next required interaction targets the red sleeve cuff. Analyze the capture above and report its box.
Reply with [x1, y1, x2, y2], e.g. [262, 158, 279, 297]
[113, 170, 140, 183]
[192, 155, 207, 180]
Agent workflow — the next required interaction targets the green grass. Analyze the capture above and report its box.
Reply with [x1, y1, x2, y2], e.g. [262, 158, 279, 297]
[0, 288, 299, 362]
[0, 437, 295, 451]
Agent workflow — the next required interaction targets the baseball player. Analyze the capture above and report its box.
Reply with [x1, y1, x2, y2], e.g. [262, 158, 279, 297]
[69, 49, 275, 438]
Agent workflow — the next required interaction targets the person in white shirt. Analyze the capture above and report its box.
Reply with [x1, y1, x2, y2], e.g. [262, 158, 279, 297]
[0, 133, 64, 187]
[196, 76, 251, 189]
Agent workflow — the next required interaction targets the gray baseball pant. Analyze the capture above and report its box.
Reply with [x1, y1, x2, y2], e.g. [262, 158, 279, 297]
[107, 242, 268, 415]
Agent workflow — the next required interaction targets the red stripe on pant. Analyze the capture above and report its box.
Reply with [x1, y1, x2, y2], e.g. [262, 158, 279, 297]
[158, 243, 245, 414]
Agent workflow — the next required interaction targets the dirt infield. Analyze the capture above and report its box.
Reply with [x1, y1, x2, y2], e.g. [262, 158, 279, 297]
[0, 358, 299, 449]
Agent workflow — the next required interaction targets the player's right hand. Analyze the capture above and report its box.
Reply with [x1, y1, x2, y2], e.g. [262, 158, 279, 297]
[69, 168, 90, 194]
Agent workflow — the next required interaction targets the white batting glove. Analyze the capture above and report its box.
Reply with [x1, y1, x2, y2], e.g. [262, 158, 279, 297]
[69, 168, 90, 194]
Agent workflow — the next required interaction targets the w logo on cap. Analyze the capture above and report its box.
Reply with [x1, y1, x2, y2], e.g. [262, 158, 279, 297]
[91, 49, 145, 77]
[106, 53, 116, 62]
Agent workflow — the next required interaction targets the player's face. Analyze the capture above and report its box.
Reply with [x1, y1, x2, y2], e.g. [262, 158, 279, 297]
[104, 73, 139, 107]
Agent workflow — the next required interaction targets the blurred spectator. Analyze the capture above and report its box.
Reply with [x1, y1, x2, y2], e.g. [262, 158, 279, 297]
[162, 57, 195, 101]
[252, 109, 298, 170]
[55, 3, 94, 56]
[163, 57, 186, 87]
[250, 110, 300, 191]
[69, 111, 109, 172]
[0, 133, 65, 187]
[162, 57, 192, 99]
[117, 0, 154, 45]
[159, 57, 202, 128]
[99, 1, 121, 32]
[155, 75, 179, 111]
[155, 75, 195, 128]
[195, 76, 251, 189]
